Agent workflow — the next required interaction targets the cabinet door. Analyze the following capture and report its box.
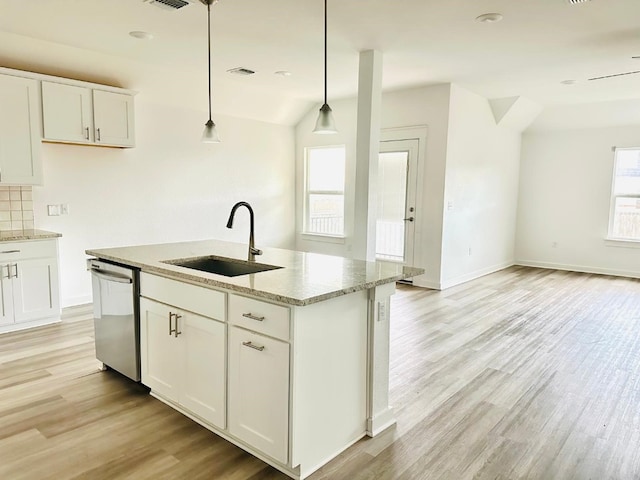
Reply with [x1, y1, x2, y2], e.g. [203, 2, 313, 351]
[11, 257, 60, 324]
[0, 75, 42, 185]
[41, 82, 93, 144]
[0, 265, 14, 326]
[140, 298, 182, 401]
[228, 327, 290, 464]
[180, 312, 226, 429]
[93, 90, 135, 147]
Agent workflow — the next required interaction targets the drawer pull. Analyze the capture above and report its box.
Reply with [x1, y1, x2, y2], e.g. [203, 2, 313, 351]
[0, 250, 20, 254]
[242, 341, 265, 352]
[242, 313, 265, 322]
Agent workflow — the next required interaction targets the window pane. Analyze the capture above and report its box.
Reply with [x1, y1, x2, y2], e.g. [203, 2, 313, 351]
[614, 149, 640, 195]
[612, 197, 640, 239]
[308, 147, 345, 192]
[307, 194, 344, 235]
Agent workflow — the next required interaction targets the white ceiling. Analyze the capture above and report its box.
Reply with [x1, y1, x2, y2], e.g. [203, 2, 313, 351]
[1, 0, 639, 125]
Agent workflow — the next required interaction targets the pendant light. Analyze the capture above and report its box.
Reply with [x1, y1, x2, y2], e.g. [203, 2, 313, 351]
[313, 0, 337, 134]
[201, 0, 220, 143]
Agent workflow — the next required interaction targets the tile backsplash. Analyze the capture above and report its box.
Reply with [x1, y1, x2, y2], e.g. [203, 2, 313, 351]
[0, 186, 34, 231]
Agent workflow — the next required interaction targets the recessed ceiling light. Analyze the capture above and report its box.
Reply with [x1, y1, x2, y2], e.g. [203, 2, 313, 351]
[129, 31, 154, 40]
[475, 13, 503, 23]
[227, 67, 256, 76]
[561, 79, 578, 85]
[274, 71, 292, 77]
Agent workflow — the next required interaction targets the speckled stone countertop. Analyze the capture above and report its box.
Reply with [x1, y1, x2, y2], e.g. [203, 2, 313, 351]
[0, 229, 62, 242]
[86, 239, 424, 306]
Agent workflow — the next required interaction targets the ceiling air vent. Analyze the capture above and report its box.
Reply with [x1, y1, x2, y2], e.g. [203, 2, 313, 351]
[227, 67, 256, 76]
[142, 0, 191, 11]
[566, 0, 591, 4]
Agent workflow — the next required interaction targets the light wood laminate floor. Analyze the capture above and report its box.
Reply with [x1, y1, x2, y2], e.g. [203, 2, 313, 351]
[1, 266, 640, 479]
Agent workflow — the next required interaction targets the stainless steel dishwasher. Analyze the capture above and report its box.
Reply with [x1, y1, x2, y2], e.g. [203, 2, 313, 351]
[89, 258, 140, 382]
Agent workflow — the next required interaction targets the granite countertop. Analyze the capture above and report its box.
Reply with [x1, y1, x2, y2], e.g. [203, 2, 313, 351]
[0, 229, 62, 242]
[86, 239, 424, 306]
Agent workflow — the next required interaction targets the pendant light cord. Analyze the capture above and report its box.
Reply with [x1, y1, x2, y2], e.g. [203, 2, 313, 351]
[207, 1, 212, 122]
[323, 0, 327, 105]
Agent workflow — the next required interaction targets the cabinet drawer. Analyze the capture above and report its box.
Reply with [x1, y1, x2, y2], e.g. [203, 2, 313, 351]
[0, 239, 57, 261]
[141, 273, 225, 321]
[228, 294, 289, 341]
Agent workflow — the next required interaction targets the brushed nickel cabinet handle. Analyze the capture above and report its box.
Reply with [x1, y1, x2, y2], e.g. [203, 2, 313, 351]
[0, 250, 20, 254]
[96, 128, 101, 142]
[174, 313, 182, 338]
[2, 264, 9, 279]
[242, 313, 265, 322]
[242, 341, 265, 352]
[12, 264, 17, 279]
[169, 312, 175, 336]
[85, 127, 90, 140]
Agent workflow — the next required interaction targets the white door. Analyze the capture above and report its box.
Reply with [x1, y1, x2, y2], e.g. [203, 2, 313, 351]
[140, 298, 182, 401]
[376, 139, 419, 264]
[41, 82, 93, 143]
[12, 258, 59, 323]
[181, 312, 226, 429]
[93, 90, 135, 147]
[228, 326, 289, 464]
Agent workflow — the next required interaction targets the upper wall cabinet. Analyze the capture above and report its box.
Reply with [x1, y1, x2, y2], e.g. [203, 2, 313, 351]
[42, 82, 135, 148]
[0, 75, 43, 185]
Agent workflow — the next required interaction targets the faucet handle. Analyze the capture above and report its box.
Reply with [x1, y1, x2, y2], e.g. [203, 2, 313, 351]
[250, 247, 263, 256]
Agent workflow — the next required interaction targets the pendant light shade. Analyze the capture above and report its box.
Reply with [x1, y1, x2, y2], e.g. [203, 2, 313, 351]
[313, 0, 337, 134]
[313, 104, 337, 134]
[201, 0, 220, 143]
[202, 119, 220, 143]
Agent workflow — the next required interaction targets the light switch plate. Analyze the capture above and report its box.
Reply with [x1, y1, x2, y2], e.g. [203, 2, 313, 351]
[47, 205, 60, 216]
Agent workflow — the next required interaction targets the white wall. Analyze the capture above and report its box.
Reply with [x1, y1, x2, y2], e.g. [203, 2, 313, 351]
[517, 125, 640, 277]
[440, 85, 521, 288]
[35, 100, 295, 307]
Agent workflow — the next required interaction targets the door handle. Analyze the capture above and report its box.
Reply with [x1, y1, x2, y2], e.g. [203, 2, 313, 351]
[403, 217, 414, 222]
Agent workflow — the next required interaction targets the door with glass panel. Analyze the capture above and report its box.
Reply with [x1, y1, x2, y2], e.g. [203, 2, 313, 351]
[376, 139, 419, 264]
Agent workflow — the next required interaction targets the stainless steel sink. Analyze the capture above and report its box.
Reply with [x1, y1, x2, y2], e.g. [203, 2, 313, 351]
[162, 255, 282, 277]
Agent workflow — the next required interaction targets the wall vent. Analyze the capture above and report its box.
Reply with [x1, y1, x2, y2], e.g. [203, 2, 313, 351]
[227, 67, 256, 76]
[142, 0, 191, 11]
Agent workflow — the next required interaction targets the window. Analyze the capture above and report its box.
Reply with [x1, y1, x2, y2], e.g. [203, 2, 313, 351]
[304, 146, 346, 236]
[609, 148, 640, 241]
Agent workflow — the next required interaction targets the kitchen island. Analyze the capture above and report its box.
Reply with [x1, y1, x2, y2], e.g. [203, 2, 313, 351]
[86, 239, 423, 479]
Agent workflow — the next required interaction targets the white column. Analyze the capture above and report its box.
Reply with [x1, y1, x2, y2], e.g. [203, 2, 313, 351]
[353, 50, 383, 262]
[367, 281, 396, 436]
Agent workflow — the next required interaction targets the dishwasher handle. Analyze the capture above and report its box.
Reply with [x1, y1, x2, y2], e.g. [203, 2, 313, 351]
[91, 269, 133, 284]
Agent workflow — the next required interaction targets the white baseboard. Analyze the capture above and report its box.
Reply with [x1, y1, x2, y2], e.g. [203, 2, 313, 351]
[62, 295, 92, 308]
[440, 261, 515, 290]
[515, 260, 640, 279]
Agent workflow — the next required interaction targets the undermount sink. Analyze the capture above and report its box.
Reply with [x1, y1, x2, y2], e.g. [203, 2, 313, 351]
[162, 255, 282, 277]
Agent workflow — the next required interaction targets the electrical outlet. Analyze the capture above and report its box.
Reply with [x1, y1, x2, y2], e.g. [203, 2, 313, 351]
[60, 204, 69, 215]
[47, 205, 60, 216]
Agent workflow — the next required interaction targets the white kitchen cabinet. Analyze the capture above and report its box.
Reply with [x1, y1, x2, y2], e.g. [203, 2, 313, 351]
[41, 81, 135, 148]
[41, 82, 92, 144]
[140, 297, 226, 429]
[0, 74, 43, 185]
[228, 326, 290, 464]
[0, 239, 60, 332]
